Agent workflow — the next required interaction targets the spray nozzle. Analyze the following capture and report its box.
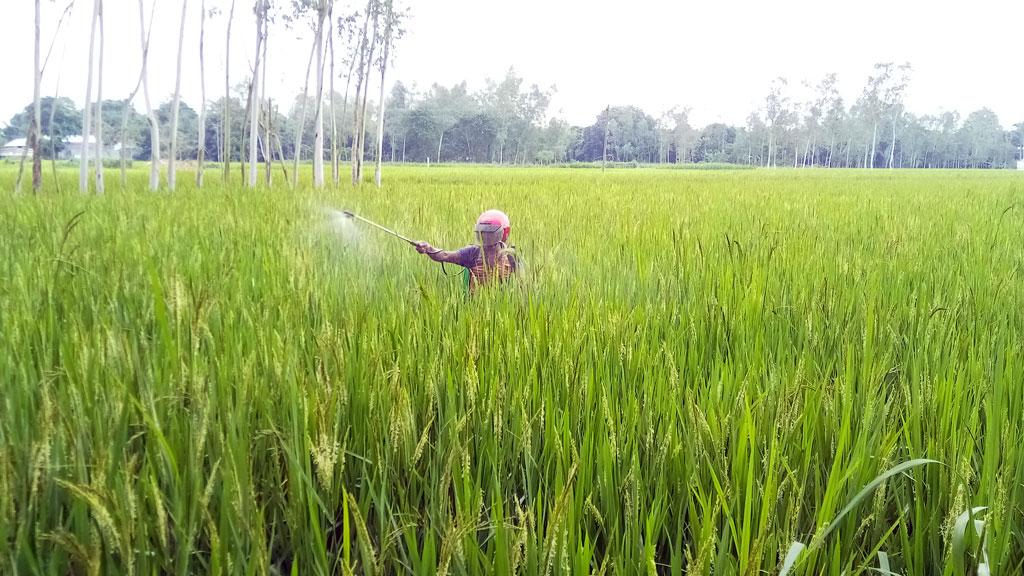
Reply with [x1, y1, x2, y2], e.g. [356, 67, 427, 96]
[338, 209, 416, 245]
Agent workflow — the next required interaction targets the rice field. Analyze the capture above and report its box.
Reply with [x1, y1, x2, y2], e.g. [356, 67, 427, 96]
[1, 165, 1023, 575]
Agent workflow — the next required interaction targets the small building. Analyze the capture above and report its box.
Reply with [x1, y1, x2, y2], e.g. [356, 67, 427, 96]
[1, 138, 31, 159]
[63, 135, 98, 160]
[62, 135, 121, 160]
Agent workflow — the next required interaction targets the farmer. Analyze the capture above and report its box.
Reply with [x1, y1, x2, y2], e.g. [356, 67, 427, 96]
[414, 209, 518, 292]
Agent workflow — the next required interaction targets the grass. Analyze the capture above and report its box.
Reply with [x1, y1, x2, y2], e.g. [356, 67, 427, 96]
[1, 164, 1023, 575]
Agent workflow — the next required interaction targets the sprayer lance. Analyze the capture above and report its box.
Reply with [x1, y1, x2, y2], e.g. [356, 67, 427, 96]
[341, 210, 417, 245]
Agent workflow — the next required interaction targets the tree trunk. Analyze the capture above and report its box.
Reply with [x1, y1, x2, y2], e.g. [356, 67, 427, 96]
[313, 6, 327, 189]
[601, 112, 608, 170]
[260, 15, 268, 183]
[263, 100, 272, 186]
[291, 38, 318, 189]
[355, 13, 378, 183]
[350, 6, 372, 185]
[80, 0, 100, 193]
[869, 121, 877, 168]
[247, 0, 264, 188]
[339, 44, 357, 165]
[94, 0, 105, 194]
[48, 67, 64, 194]
[196, 0, 207, 188]
[436, 130, 444, 164]
[272, 130, 288, 180]
[329, 4, 338, 186]
[223, 0, 236, 183]
[31, 0, 42, 193]
[120, 13, 155, 192]
[240, 78, 251, 183]
[168, 0, 187, 192]
[887, 117, 896, 169]
[374, 36, 389, 187]
[138, 0, 159, 190]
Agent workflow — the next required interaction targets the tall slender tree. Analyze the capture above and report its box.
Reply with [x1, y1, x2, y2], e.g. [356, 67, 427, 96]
[94, 0, 105, 193]
[335, 12, 359, 173]
[17, 0, 75, 194]
[30, 0, 42, 193]
[349, 4, 373, 184]
[138, 0, 160, 190]
[80, 0, 100, 193]
[884, 63, 912, 169]
[356, 3, 378, 181]
[374, 0, 403, 187]
[290, 37, 317, 189]
[196, 0, 207, 187]
[312, 0, 330, 188]
[223, 0, 236, 182]
[168, 0, 188, 191]
[247, 0, 266, 188]
[328, 4, 338, 185]
[350, 0, 378, 184]
[260, 15, 271, 185]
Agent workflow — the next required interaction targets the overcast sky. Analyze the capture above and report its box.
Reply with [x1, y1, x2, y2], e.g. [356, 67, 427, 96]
[2, 0, 1022, 132]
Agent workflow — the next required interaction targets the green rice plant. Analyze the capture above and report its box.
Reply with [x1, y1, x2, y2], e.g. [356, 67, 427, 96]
[0, 165, 1022, 574]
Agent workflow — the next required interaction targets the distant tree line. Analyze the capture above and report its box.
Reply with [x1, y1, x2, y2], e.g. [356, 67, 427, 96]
[7, 63, 1023, 171]
[11, 0, 406, 194]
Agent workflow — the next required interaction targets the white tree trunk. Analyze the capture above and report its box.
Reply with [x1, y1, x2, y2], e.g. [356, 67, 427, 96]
[94, 0, 105, 194]
[350, 7, 372, 185]
[869, 121, 877, 169]
[887, 117, 896, 168]
[291, 38, 317, 189]
[313, 8, 327, 189]
[80, 0, 100, 193]
[329, 4, 338, 185]
[138, 0, 159, 191]
[197, 0, 207, 188]
[30, 0, 42, 193]
[247, 0, 264, 188]
[224, 0, 236, 181]
[260, 20, 270, 186]
[168, 0, 188, 191]
[339, 39, 357, 166]
[374, 40, 389, 187]
[356, 9, 378, 183]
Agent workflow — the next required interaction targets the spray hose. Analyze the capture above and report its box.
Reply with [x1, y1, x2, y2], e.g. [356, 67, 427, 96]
[341, 209, 459, 278]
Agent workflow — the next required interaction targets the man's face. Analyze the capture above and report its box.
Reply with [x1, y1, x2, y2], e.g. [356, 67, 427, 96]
[476, 228, 503, 247]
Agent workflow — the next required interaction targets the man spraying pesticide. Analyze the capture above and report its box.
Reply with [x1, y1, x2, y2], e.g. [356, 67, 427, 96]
[340, 208, 520, 293]
[414, 209, 519, 293]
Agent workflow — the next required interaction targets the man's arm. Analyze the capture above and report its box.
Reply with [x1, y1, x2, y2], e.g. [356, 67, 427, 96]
[415, 242, 473, 265]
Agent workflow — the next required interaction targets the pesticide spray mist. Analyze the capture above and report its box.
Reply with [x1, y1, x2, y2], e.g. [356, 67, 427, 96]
[326, 208, 364, 245]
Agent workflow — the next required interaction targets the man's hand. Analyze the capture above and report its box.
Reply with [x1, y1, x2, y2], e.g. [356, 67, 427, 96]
[414, 241, 432, 254]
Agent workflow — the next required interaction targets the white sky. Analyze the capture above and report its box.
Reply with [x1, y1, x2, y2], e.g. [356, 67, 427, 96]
[1, 0, 1022, 131]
